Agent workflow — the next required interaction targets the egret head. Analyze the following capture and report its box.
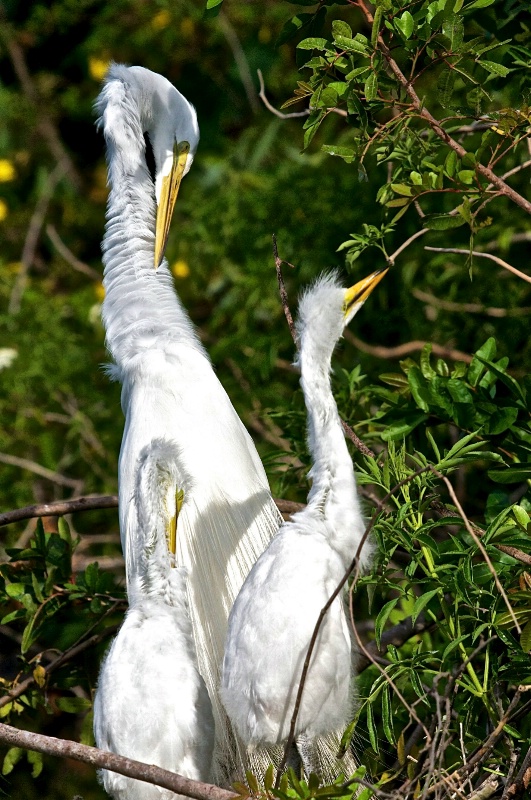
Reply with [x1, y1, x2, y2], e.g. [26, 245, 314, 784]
[295, 267, 388, 366]
[97, 64, 200, 268]
[126, 67, 200, 268]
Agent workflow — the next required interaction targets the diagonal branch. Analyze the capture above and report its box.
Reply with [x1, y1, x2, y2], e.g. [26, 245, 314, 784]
[0, 723, 235, 800]
[424, 247, 531, 285]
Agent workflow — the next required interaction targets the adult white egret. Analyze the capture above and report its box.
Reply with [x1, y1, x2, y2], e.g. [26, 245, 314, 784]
[221, 268, 387, 775]
[95, 64, 282, 780]
[93, 440, 215, 799]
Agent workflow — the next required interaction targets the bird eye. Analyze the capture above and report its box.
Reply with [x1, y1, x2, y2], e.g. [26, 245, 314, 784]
[143, 132, 156, 185]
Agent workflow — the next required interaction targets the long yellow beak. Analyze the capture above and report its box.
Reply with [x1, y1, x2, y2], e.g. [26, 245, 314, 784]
[154, 141, 190, 269]
[343, 267, 388, 317]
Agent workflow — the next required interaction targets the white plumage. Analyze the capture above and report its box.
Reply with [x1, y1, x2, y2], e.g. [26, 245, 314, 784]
[221, 269, 387, 773]
[94, 441, 215, 799]
[95, 64, 282, 781]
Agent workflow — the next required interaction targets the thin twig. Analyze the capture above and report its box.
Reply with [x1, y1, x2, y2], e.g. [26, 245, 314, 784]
[218, 12, 260, 113]
[412, 288, 531, 318]
[425, 247, 531, 285]
[0, 723, 235, 800]
[344, 330, 473, 364]
[46, 224, 101, 281]
[258, 69, 311, 119]
[272, 234, 297, 343]
[8, 163, 66, 315]
[0, 452, 83, 492]
[387, 228, 428, 265]
[341, 419, 375, 458]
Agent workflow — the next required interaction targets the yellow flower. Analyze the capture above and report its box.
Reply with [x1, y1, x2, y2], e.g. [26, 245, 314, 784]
[258, 26, 271, 44]
[172, 259, 190, 279]
[152, 10, 171, 30]
[95, 282, 106, 301]
[89, 57, 110, 82]
[0, 199, 8, 221]
[0, 160, 15, 182]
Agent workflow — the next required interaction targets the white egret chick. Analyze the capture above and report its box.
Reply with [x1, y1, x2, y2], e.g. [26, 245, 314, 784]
[221, 268, 388, 775]
[94, 440, 215, 799]
[95, 65, 282, 779]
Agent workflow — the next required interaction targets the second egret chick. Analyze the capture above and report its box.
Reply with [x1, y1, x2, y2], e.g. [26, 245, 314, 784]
[94, 440, 215, 800]
[220, 268, 387, 775]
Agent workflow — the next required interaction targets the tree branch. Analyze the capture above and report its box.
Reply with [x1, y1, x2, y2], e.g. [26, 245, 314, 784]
[343, 331, 473, 364]
[0, 452, 83, 492]
[0, 723, 235, 800]
[46, 224, 101, 281]
[424, 247, 531, 285]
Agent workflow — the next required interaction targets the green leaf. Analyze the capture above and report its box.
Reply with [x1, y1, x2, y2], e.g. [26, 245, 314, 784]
[332, 20, 352, 39]
[380, 412, 429, 440]
[321, 145, 356, 162]
[366, 701, 379, 753]
[56, 696, 93, 713]
[480, 60, 510, 78]
[364, 72, 378, 101]
[2, 747, 23, 776]
[297, 37, 328, 50]
[520, 618, 531, 653]
[466, 0, 495, 8]
[276, 13, 312, 47]
[423, 213, 466, 230]
[5, 582, 26, 599]
[395, 10, 414, 39]
[438, 67, 457, 107]
[444, 150, 458, 177]
[488, 465, 531, 484]
[204, 0, 223, 17]
[334, 34, 369, 54]
[390, 183, 413, 196]
[375, 598, 399, 647]
[27, 750, 43, 779]
[381, 684, 396, 744]
[457, 169, 475, 184]
[412, 589, 440, 624]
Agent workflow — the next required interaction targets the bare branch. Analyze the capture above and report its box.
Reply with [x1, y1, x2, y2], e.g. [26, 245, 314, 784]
[0, 495, 118, 528]
[46, 224, 101, 281]
[412, 288, 531, 318]
[425, 247, 531, 285]
[344, 330, 473, 364]
[341, 418, 375, 459]
[218, 12, 259, 113]
[387, 228, 428, 266]
[258, 69, 311, 119]
[0, 723, 235, 800]
[0, 452, 83, 492]
[8, 163, 66, 315]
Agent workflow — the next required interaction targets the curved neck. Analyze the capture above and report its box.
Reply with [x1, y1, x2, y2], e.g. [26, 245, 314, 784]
[299, 335, 363, 560]
[100, 77, 203, 373]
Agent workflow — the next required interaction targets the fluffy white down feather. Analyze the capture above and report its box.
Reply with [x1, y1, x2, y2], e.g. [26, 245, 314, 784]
[93, 441, 215, 799]
[221, 273, 371, 752]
